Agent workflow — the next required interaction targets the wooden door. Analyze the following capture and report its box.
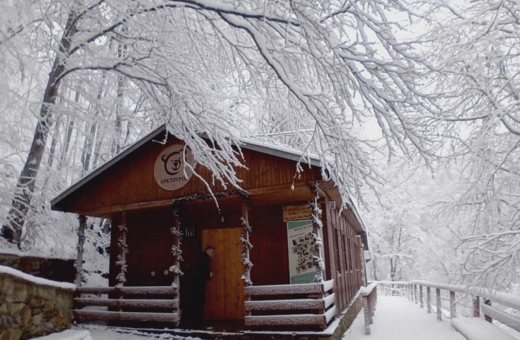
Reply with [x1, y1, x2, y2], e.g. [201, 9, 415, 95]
[202, 228, 245, 320]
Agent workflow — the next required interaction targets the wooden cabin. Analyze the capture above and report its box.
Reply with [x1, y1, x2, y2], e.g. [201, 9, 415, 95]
[51, 125, 369, 332]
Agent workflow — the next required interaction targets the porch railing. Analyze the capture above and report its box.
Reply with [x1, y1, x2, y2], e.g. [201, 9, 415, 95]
[73, 285, 179, 324]
[244, 279, 335, 329]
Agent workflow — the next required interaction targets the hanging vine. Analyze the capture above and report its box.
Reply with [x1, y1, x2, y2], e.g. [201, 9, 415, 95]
[169, 205, 184, 279]
[240, 194, 253, 286]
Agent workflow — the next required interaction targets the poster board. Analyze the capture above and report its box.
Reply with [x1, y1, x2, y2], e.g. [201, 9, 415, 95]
[287, 220, 316, 284]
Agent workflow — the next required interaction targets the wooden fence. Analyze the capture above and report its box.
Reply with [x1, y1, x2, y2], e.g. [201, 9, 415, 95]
[244, 279, 336, 329]
[73, 285, 179, 324]
[406, 280, 520, 340]
[361, 282, 378, 335]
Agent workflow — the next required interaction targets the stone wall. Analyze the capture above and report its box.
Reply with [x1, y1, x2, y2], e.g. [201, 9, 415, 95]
[0, 254, 75, 283]
[0, 269, 74, 340]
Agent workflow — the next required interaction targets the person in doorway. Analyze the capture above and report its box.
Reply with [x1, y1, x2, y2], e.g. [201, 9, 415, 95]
[183, 246, 214, 328]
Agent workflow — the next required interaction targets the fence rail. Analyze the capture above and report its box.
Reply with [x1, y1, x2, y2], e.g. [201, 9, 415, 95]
[405, 280, 520, 338]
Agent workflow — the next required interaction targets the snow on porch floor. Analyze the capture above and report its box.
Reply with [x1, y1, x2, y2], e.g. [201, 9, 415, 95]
[342, 295, 465, 340]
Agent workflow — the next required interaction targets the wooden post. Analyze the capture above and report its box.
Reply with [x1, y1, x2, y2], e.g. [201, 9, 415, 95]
[436, 288, 442, 321]
[420, 285, 424, 308]
[357, 235, 367, 286]
[322, 200, 339, 315]
[336, 220, 347, 310]
[310, 194, 324, 283]
[427, 287, 431, 314]
[473, 296, 480, 317]
[241, 200, 253, 318]
[75, 215, 87, 287]
[172, 205, 182, 317]
[241, 201, 252, 286]
[363, 295, 371, 335]
[450, 290, 456, 319]
[414, 284, 418, 304]
[484, 299, 492, 323]
[116, 212, 128, 309]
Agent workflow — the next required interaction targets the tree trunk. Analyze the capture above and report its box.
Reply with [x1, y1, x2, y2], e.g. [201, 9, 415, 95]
[2, 9, 79, 246]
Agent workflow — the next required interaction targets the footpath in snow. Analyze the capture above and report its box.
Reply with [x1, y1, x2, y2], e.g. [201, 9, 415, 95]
[342, 295, 465, 340]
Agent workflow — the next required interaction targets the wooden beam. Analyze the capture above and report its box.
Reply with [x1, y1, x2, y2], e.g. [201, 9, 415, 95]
[324, 293, 335, 309]
[76, 286, 178, 295]
[71, 183, 313, 216]
[245, 283, 323, 296]
[245, 299, 325, 311]
[323, 279, 334, 293]
[74, 310, 179, 323]
[74, 298, 179, 310]
[482, 303, 520, 332]
[325, 305, 337, 323]
[245, 314, 326, 328]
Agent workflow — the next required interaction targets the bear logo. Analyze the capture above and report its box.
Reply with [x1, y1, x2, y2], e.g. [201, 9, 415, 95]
[162, 150, 183, 176]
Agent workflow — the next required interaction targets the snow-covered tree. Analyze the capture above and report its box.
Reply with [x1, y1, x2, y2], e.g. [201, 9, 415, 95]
[426, 0, 520, 290]
[1, 0, 443, 249]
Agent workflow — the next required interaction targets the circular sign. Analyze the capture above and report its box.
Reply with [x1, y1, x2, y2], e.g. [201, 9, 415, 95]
[154, 144, 195, 191]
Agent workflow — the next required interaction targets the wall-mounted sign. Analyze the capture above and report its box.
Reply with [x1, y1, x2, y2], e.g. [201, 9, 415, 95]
[287, 220, 316, 284]
[283, 204, 312, 222]
[154, 144, 195, 191]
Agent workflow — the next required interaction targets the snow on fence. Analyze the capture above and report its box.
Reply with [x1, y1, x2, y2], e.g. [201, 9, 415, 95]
[377, 281, 407, 297]
[244, 279, 335, 329]
[361, 282, 378, 335]
[406, 280, 520, 340]
[73, 285, 179, 324]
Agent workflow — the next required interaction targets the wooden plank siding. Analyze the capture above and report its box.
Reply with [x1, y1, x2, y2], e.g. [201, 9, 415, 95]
[320, 204, 365, 314]
[54, 137, 322, 216]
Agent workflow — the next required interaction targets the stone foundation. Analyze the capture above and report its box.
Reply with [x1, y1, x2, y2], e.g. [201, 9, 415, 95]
[0, 268, 74, 340]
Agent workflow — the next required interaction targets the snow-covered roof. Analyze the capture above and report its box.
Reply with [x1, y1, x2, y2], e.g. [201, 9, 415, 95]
[51, 125, 321, 209]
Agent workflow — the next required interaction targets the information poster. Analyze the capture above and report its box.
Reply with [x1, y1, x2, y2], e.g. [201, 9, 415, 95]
[287, 220, 316, 284]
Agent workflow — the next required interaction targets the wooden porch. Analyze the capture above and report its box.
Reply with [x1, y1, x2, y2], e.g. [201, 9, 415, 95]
[73, 280, 336, 330]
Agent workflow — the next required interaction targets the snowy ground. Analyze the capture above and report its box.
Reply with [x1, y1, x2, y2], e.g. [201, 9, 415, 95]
[342, 295, 465, 340]
[46, 326, 204, 340]
[36, 295, 520, 340]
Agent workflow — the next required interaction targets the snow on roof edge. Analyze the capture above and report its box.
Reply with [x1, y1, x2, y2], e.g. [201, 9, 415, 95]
[0, 265, 76, 290]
